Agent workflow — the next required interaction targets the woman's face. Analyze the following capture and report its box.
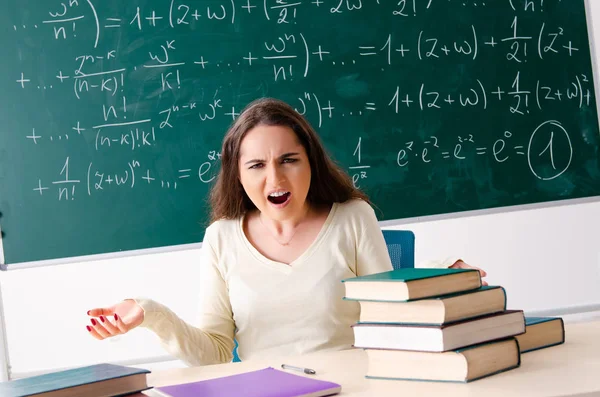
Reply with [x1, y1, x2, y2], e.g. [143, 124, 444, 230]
[238, 124, 312, 221]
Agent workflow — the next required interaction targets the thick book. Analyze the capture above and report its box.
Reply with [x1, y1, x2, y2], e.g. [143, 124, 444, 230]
[353, 310, 525, 352]
[515, 316, 565, 353]
[342, 268, 481, 302]
[0, 363, 151, 397]
[153, 367, 341, 397]
[348, 286, 506, 325]
[366, 337, 521, 383]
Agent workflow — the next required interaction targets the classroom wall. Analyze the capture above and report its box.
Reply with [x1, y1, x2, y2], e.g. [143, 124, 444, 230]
[387, 199, 600, 314]
[1, 0, 600, 379]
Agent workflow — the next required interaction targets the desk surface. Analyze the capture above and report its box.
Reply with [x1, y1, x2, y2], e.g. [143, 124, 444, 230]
[143, 321, 600, 397]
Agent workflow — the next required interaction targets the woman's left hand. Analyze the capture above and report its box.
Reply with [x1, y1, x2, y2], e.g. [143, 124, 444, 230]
[449, 260, 488, 286]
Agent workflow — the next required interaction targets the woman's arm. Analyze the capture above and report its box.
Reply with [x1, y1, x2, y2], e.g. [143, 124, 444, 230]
[135, 229, 235, 366]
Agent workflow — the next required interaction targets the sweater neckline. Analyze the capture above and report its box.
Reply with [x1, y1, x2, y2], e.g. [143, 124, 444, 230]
[237, 203, 338, 272]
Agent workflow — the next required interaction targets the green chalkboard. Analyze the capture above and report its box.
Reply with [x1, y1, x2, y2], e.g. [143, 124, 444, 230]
[1, 0, 600, 266]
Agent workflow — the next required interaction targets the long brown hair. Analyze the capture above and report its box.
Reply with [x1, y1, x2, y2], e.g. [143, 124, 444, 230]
[209, 98, 370, 222]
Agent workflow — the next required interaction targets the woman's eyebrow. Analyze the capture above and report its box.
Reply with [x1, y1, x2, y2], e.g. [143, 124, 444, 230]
[279, 152, 300, 158]
[243, 158, 264, 165]
[243, 152, 300, 165]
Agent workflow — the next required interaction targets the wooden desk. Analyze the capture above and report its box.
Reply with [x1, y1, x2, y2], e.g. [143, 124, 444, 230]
[143, 321, 600, 397]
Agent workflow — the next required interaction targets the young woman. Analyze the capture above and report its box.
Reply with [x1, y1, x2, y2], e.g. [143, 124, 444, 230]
[85, 98, 486, 366]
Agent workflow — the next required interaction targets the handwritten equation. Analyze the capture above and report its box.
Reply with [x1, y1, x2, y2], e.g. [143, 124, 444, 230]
[14, 20, 585, 90]
[33, 151, 222, 201]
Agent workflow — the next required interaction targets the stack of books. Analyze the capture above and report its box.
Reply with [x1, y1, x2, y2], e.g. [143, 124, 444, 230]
[342, 268, 526, 383]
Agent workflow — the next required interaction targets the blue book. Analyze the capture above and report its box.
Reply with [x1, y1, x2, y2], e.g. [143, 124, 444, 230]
[515, 316, 565, 353]
[0, 363, 151, 397]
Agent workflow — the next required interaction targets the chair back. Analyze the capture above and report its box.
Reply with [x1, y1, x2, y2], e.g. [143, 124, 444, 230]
[232, 339, 241, 362]
[382, 230, 415, 269]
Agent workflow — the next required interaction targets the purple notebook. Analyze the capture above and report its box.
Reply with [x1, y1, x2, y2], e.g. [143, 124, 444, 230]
[154, 367, 341, 397]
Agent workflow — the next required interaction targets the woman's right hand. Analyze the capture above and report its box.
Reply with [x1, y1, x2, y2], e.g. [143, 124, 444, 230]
[85, 299, 144, 340]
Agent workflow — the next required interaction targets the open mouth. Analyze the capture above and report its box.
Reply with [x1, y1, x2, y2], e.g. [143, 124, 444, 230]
[267, 191, 291, 205]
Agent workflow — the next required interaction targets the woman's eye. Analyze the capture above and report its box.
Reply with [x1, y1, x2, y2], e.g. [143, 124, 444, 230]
[249, 163, 264, 169]
[282, 158, 297, 164]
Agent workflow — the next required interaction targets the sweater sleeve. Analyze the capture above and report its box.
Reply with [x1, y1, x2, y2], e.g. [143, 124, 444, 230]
[416, 257, 461, 269]
[355, 202, 394, 276]
[134, 227, 235, 366]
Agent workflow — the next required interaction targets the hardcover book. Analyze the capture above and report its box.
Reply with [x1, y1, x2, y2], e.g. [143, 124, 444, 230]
[365, 337, 521, 383]
[515, 316, 565, 353]
[353, 310, 526, 352]
[342, 268, 481, 302]
[0, 363, 151, 397]
[348, 285, 506, 325]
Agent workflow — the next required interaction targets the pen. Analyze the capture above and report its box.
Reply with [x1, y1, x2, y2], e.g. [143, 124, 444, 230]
[281, 364, 317, 375]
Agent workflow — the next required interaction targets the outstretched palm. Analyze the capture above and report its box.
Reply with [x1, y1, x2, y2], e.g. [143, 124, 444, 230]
[86, 299, 144, 340]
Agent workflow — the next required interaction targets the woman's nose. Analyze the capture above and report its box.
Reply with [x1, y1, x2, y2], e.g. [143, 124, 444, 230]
[266, 164, 284, 184]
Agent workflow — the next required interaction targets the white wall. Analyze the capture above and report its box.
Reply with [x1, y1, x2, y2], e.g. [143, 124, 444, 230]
[1, 0, 600, 380]
[0, 250, 201, 376]
[387, 199, 600, 313]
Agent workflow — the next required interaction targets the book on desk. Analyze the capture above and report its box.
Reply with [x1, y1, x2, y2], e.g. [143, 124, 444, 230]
[342, 268, 564, 383]
[0, 363, 151, 397]
[516, 316, 565, 353]
[342, 268, 482, 302]
[345, 285, 507, 325]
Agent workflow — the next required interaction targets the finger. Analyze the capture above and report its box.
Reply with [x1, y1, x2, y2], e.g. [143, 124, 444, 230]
[98, 315, 121, 335]
[458, 261, 477, 270]
[456, 261, 488, 277]
[87, 305, 116, 317]
[481, 280, 489, 286]
[113, 314, 129, 334]
[452, 260, 472, 269]
[90, 318, 112, 339]
[86, 325, 105, 340]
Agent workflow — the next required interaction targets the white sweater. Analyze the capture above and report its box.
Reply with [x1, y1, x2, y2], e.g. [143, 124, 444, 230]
[135, 200, 454, 366]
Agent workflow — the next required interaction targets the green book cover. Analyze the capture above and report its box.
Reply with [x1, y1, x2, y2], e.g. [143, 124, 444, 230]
[525, 316, 563, 326]
[0, 363, 150, 397]
[341, 268, 478, 283]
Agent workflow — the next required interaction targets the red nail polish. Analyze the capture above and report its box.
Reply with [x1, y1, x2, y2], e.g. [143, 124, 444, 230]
[114, 314, 118, 321]
[100, 316, 105, 323]
[91, 319, 96, 326]
[87, 310, 91, 316]
[86, 326, 91, 332]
